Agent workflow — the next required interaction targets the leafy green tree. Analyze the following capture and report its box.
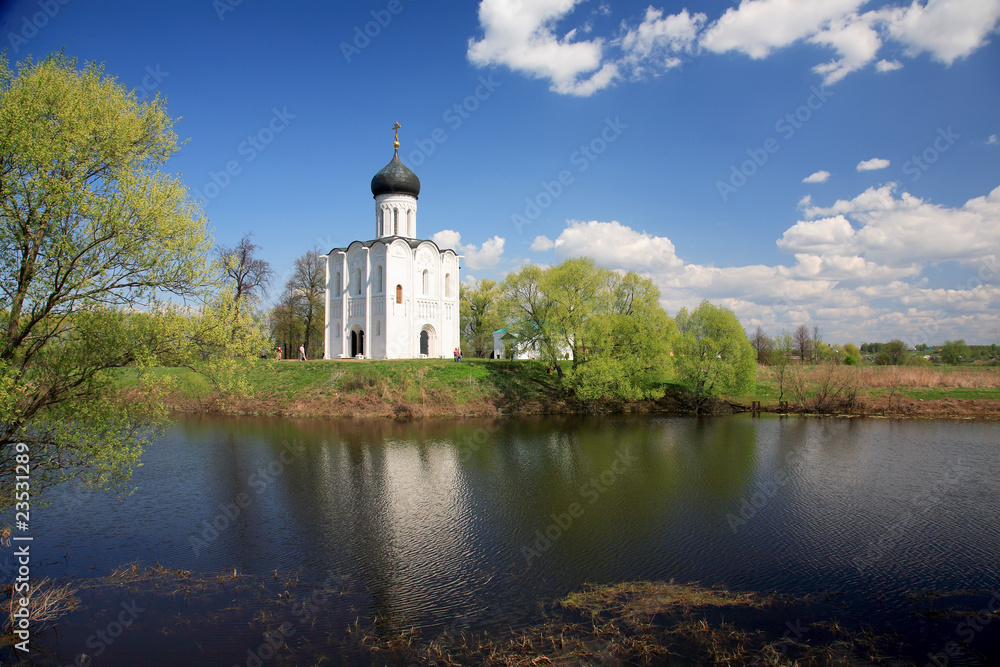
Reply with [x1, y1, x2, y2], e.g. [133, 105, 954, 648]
[674, 301, 756, 410]
[875, 339, 910, 365]
[0, 54, 225, 505]
[460, 278, 503, 358]
[574, 271, 676, 401]
[843, 342, 861, 363]
[500, 264, 564, 375]
[940, 339, 969, 365]
[542, 257, 607, 369]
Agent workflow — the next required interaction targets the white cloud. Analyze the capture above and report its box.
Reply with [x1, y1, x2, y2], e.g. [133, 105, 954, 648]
[618, 7, 706, 78]
[988, 134, 999, 145]
[803, 170, 831, 183]
[875, 0, 1000, 65]
[467, 0, 1000, 95]
[467, 0, 615, 96]
[808, 12, 882, 84]
[777, 215, 856, 254]
[538, 220, 683, 270]
[875, 58, 903, 72]
[431, 230, 506, 271]
[531, 235, 555, 251]
[701, 0, 866, 58]
[856, 157, 890, 171]
[524, 183, 1000, 342]
[796, 183, 1000, 266]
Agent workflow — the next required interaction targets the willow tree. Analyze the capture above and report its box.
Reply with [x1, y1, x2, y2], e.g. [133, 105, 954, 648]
[573, 271, 676, 401]
[674, 300, 756, 411]
[0, 54, 218, 506]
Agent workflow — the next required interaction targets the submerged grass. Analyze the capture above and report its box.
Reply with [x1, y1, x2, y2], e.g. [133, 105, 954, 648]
[360, 580, 900, 666]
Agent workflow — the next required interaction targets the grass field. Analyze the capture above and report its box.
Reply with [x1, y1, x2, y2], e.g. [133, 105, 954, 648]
[116, 357, 570, 418]
[116, 359, 1000, 419]
[743, 363, 1000, 416]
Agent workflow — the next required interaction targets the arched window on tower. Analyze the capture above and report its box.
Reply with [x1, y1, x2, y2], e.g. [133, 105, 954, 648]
[376, 265, 383, 293]
[393, 209, 399, 235]
[335, 272, 341, 295]
[445, 273, 451, 298]
[356, 268, 362, 295]
[395, 284, 402, 304]
[422, 269, 429, 295]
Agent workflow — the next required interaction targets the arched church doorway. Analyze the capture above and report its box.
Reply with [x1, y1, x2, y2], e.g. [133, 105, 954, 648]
[351, 328, 365, 357]
[419, 325, 436, 357]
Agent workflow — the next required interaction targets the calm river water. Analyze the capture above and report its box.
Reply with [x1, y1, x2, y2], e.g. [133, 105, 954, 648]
[9, 415, 1000, 665]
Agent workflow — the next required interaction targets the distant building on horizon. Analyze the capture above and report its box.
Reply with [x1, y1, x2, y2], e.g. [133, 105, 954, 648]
[322, 124, 461, 359]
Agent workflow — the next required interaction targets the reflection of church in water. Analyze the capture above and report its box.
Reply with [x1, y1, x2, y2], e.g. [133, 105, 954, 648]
[322, 124, 461, 359]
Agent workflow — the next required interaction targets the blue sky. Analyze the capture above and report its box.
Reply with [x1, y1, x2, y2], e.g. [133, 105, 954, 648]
[3, 0, 999, 344]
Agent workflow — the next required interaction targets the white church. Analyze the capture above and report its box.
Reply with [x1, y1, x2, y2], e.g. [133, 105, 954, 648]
[322, 125, 461, 359]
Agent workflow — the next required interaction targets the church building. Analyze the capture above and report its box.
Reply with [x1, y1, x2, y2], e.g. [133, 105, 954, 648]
[322, 125, 461, 359]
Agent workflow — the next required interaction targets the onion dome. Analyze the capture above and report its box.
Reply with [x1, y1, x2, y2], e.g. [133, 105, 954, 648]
[370, 149, 420, 198]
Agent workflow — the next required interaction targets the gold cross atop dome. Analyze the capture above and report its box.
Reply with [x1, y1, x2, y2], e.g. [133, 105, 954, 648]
[393, 121, 401, 149]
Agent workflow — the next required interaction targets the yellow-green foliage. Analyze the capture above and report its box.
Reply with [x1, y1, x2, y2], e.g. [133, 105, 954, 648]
[674, 300, 756, 403]
[0, 53, 261, 507]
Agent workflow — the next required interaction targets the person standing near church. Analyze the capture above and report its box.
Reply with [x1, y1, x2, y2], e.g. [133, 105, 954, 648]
[299, 344, 306, 361]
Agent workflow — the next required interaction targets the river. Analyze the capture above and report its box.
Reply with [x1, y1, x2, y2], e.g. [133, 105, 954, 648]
[9, 415, 1000, 665]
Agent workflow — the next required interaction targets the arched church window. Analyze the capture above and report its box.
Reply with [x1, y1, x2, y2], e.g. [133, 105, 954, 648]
[376, 265, 383, 293]
[393, 209, 399, 235]
[356, 268, 362, 295]
[335, 272, 341, 294]
[445, 273, 451, 298]
[376, 320, 381, 336]
[396, 284, 402, 304]
[422, 269, 429, 295]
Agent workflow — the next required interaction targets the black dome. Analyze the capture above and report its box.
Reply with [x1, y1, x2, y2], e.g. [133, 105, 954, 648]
[371, 150, 420, 198]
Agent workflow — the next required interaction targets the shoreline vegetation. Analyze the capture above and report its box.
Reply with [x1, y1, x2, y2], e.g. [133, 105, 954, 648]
[116, 359, 1000, 421]
[8, 566, 991, 665]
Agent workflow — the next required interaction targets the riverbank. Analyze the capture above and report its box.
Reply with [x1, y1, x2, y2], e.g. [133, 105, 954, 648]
[116, 359, 1000, 420]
